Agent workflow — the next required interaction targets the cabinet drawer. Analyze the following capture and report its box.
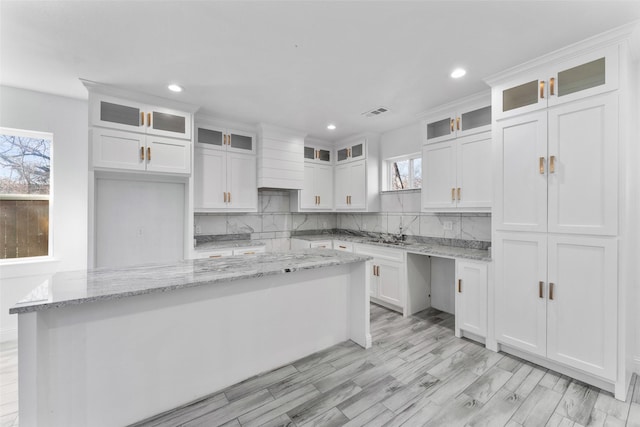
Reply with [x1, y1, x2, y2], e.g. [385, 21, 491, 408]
[193, 249, 234, 259]
[233, 246, 265, 255]
[333, 241, 354, 252]
[354, 244, 404, 262]
[310, 241, 332, 249]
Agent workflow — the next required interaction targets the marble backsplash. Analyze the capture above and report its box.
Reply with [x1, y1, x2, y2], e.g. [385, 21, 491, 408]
[194, 190, 491, 249]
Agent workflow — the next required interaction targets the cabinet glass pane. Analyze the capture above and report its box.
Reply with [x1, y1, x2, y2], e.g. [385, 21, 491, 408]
[427, 117, 452, 139]
[100, 101, 140, 127]
[229, 133, 252, 151]
[318, 149, 331, 162]
[461, 106, 491, 131]
[153, 112, 186, 134]
[198, 128, 223, 146]
[337, 148, 349, 161]
[304, 146, 315, 159]
[351, 144, 363, 158]
[502, 80, 538, 112]
[558, 57, 605, 97]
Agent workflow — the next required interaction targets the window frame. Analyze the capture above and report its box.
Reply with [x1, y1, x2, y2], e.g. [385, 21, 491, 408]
[386, 153, 422, 191]
[0, 127, 54, 263]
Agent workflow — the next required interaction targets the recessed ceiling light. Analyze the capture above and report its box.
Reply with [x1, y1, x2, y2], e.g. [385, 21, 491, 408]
[327, 124, 336, 130]
[451, 68, 466, 79]
[168, 84, 183, 92]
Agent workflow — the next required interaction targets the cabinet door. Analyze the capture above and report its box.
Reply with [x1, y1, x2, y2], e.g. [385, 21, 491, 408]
[493, 111, 548, 232]
[495, 76, 547, 120]
[456, 132, 492, 209]
[377, 259, 403, 307]
[425, 112, 456, 144]
[547, 45, 618, 107]
[349, 140, 366, 161]
[310, 241, 332, 249]
[194, 147, 227, 210]
[334, 164, 350, 209]
[145, 136, 191, 175]
[300, 163, 318, 209]
[92, 96, 145, 132]
[348, 160, 367, 210]
[494, 232, 547, 357]
[547, 93, 618, 236]
[92, 128, 146, 171]
[369, 263, 378, 298]
[228, 129, 255, 154]
[197, 126, 225, 150]
[148, 107, 191, 140]
[546, 235, 617, 381]
[422, 141, 456, 210]
[458, 105, 492, 138]
[455, 260, 487, 337]
[227, 152, 257, 210]
[315, 164, 334, 209]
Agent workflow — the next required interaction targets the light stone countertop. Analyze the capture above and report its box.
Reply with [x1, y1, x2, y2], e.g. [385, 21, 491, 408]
[194, 240, 266, 251]
[10, 249, 372, 315]
[292, 234, 491, 261]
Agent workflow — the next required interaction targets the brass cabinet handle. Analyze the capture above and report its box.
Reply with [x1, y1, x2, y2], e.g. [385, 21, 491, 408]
[376, 265, 380, 276]
[539, 157, 545, 174]
[228, 192, 231, 203]
[457, 188, 461, 201]
[456, 117, 460, 131]
[318, 195, 320, 204]
[140, 112, 145, 126]
[451, 188, 455, 201]
[209, 255, 222, 258]
[539, 281, 544, 298]
[549, 282, 555, 300]
[339, 245, 347, 249]
[450, 118, 454, 132]
[227, 134, 231, 145]
[550, 77, 555, 96]
[140, 146, 145, 161]
[243, 251, 255, 255]
[540, 80, 545, 99]
[223, 192, 227, 203]
[147, 113, 152, 127]
[373, 265, 377, 276]
[550, 156, 556, 173]
[147, 147, 151, 161]
[457, 279, 462, 293]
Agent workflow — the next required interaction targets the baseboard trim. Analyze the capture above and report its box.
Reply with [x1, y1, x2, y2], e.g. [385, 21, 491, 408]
[0, 328, 17, 343]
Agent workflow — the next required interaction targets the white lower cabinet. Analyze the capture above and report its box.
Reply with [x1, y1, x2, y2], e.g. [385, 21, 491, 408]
[355, 244, 406, 311]
[455, 260, 487, 339]
[92, 128, 190, 175]
[494, 231, 617, 381]
[290, 238, 332, 250]
[332, 241, 354, 252]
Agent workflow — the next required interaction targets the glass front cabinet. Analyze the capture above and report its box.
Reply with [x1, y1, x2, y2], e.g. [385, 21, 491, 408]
[91, 95, 192, 140]
[196, 125, 255, 154]
[336, 139, 366, 163]
[494, 45, 618, 120]
[424, 102, 491, 145]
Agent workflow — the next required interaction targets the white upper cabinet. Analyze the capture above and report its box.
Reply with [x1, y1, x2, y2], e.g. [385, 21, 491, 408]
[335, 139, 366, 163]
[197, 125, 255, 154]
[91, 95, 192, 140]
[422, 131, 491, 211]
[494, 45, 618, 120]
[335, 160, 367, 210]
[92, 128, 190, 175]
[296, 163, 333, 210]
[424, 101, 492, 145]
[304, 145, 332, 164]
[494, 93, 618, 236]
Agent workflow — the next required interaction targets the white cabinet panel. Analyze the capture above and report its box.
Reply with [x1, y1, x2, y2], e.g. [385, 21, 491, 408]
[456, 133, 492, 209]
[300, 163, 318, 209]
[349, 161, 367, 209]
[194, 148, 226, 210]
[377, 259, 403, 307]
[494, 111, 548, 232]
[315, 164, 334, 209]
[546, 235, 617, 381]
[455, 260, 487, 338]
[547, 93, 618, 236]
[334, 164, 350, 209]
[227, 153, 257, 210]
[146, 136, 190, 175]
[494, 232, 547, 357]
[422, 141, 456, 209]
[92, 128, 145, 172]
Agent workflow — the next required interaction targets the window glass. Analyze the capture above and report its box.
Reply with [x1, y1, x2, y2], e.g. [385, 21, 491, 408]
[389, 156, 421, 191]
[0, 128, 52, 259]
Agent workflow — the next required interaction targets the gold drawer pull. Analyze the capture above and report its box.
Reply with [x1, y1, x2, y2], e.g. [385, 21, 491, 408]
[539, 157, 545, 174]
[140, 147, 145, 161]
[457, 279, 462, 293]
[456, 117, 460, 131]
[549, 156, 556, 173]
[550, 77, 555, 96]
[539, 281, 544, 298]
[140, 112, 145, 126]
[457, 188, 461, 201]
[339, 245, 347, 249]
[549, 282, 555, 300]
[450, 118, 454, 132]
[243, 251, 255, 255]
[147, 147, 151, 161]
[228, 192, 231, 203]
[209, 255, 222, 258]
[540, 80, 545, 99]
[147, 112, 152, 127]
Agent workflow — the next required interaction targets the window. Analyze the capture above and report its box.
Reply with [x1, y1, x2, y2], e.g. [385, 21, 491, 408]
[388, 155, 421, 190]
[0, 128, 52, 260]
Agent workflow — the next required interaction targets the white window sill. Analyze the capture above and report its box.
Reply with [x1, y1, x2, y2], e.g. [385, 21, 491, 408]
[0, 257, 60, 279]
[380, 188, 421, 194]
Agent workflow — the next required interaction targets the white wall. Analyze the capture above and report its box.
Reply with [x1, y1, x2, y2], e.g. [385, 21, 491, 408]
[0, 86, 88, 341]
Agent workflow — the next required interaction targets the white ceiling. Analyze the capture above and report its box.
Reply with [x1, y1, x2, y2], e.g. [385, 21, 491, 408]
[2, 1, 639, 141]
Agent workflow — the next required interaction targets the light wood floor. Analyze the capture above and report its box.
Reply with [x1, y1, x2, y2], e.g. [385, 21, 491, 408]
[2, 305, 640, 426]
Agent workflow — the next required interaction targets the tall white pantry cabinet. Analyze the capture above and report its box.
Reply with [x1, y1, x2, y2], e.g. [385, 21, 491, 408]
[486, 25, 638, 400]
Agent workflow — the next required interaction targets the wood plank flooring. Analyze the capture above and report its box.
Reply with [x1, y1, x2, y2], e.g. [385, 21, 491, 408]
[2, 304, 640, 426]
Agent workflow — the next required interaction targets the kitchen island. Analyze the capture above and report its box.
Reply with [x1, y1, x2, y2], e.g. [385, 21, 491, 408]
[10, 249, 372, 427]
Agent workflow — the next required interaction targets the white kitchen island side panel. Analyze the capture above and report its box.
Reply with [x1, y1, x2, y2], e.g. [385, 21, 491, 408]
[17, 262, 370, 427]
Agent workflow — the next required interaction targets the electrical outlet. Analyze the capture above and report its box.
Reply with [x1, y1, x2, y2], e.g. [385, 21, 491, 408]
[443, 221, 453, 231]
[137, 227, 144, 237]
[195, 225, 202, 234]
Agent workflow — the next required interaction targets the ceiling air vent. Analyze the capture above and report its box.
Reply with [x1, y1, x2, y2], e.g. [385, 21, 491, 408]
[362, 106, 390, 118]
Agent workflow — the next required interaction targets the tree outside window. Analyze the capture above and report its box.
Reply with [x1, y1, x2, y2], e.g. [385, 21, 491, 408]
[0, 128, 52, 259]
[389, 155, 421, 190]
